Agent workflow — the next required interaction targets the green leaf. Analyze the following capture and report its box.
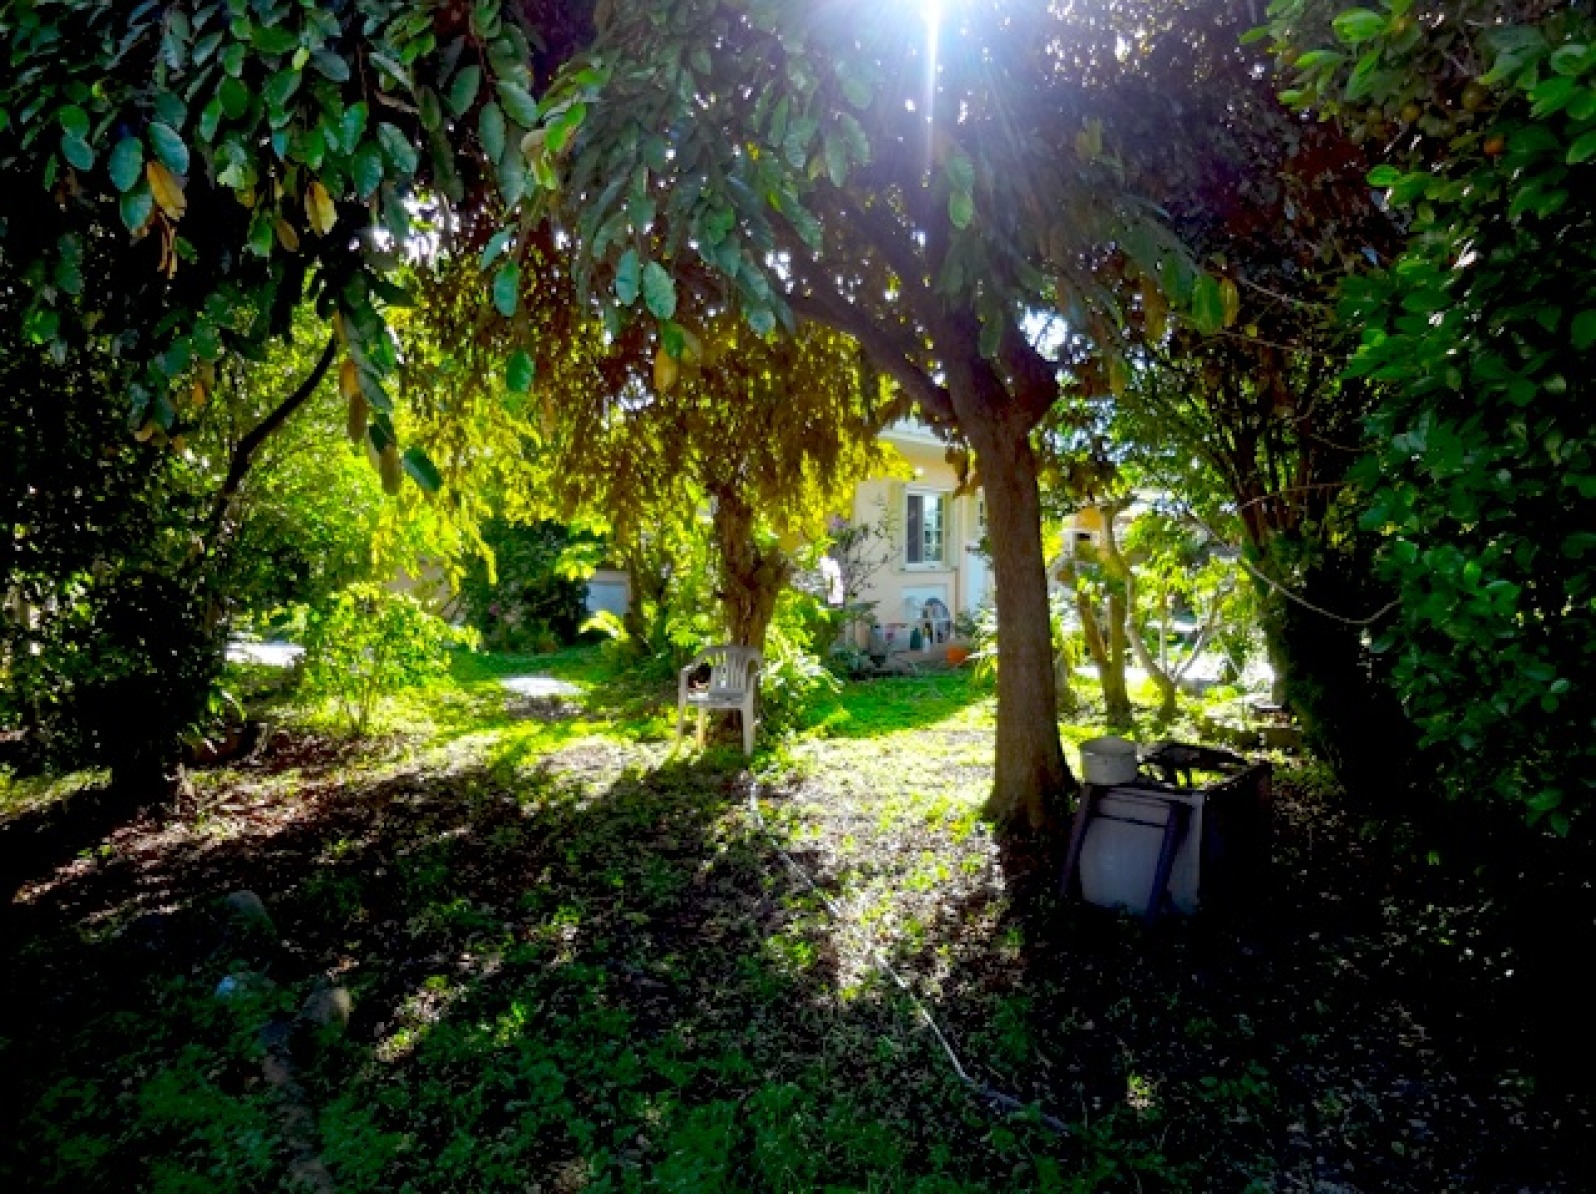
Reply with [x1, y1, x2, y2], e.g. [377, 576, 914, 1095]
[60, 131, 93, 171]
[1190, 274, 1225, 334]
[311, 49, 351, 82]
[219, 76, 250, 119]
[545, 102, 586, 154]
[480, 228, 512, 268]
[946, 150, 975, 196]
[57, 105, 89, 137]
[148, 122, 189, 174]
[1332, 8, 1387, 45]
[497, 81, 539, 127]
[658, 320, 685, 359]
[505, 348, 534, 393]
[263, 68, 302, 110]
[948, 190, 974, 230]
[351, 142, 384, 199]
[1567, 129, 1596, 164]
[342, 103, 368, 149]
[199, 98, 223, 143]
[377, 122, 418, 176]
[642, 260, 676, 320]
[449, 66, 482, 115]
[401, 447, 444, 494]
[1572, 309, 1596, 350]
[247, 207, 275, 256]
[120, 185, 153, 231]
[1367, 164, 1402, 187]
[357, 368, 394, 413]
[252, 25, 299, 55]
[108, 137, 144, 191]
[418, 87, 442, 133]
[479, 102, 506, 164]
[615, 248, 641, 305]
[823, 133, 848, 187]
[1345, 49, 1384, 101]
[493, 260, 520, 317]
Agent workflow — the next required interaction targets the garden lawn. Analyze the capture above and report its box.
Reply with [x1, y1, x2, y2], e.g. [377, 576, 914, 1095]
[1, 650, 1588, 1191]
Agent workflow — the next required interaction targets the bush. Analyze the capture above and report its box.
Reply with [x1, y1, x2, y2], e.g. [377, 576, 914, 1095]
[4, 571, 218, 788]
[759, 591, 842, 738]
[456, 521, 602, 652]
[298, 584, 474, 734]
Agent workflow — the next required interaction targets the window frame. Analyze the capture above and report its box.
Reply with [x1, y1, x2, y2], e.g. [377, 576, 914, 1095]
[904, 487, 949, 569]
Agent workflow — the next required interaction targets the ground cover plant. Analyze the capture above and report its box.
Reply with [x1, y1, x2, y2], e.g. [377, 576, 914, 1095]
[3, 650, 1588, 1191]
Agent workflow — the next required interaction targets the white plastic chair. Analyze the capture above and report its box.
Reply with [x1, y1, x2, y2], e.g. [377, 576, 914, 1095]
[676, 645, 763, 756]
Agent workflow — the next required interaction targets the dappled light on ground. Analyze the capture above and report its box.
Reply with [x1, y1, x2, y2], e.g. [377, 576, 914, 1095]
[3, 663, 1589, 1190]
[498, 675, 582, 698]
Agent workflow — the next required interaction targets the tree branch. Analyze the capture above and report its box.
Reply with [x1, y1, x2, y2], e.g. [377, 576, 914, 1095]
[785, 287, 956, 424]
[203, 334, 339, 559]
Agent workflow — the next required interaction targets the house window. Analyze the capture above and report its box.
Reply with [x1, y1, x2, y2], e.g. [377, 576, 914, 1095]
[906, 491, 946, 566]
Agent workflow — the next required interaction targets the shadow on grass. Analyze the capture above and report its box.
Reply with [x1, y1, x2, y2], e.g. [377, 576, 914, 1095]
[0, 740, 1073, 1193]
[883, 768, 1596, 1194]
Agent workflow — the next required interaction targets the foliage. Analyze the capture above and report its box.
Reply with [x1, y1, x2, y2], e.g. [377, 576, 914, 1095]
[455, 520, 604, 652]
[3, 284, 387, 782]
[1037, 0, 1405, 779]
[758, 589, 843, 739]
[0, 0, 585, 492]
[4, 570, 217, 784]
[968, 591, 1082, 718]
[543, 0, 1246, 826]
[1271, 1, 1596, 831]
[200, 316, 385, 624]
[298, 582, 472, 735]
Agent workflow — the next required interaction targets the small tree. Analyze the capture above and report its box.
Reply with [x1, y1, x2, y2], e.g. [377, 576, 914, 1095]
[299, 584, 470, 735]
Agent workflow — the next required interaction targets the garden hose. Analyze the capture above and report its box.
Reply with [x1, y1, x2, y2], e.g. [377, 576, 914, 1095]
[742, 775, 1071, 1138]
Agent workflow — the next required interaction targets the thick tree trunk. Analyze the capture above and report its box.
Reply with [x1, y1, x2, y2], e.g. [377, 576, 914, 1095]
[712, 490, 790, 653]
[963, 412, 1073, 832]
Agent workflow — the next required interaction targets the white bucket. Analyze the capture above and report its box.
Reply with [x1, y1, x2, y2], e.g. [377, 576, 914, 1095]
[1080, 736, 1139, 786]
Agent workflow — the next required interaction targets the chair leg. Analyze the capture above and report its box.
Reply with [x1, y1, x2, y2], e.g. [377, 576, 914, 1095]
[742, 709, 753, 756]
[676, 703, 684, 743]
[697, 707, 706, 748]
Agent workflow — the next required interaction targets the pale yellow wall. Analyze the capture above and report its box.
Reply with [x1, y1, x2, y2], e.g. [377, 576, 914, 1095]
[846, 430, 985, 635]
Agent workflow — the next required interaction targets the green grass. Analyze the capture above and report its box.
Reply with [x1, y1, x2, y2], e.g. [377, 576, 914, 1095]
[3, 647, 1586, 1192]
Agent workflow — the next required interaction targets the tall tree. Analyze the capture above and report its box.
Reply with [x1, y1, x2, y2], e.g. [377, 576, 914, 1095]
[1070, 0, 1409, 793]
[545, 0, 1219, 832]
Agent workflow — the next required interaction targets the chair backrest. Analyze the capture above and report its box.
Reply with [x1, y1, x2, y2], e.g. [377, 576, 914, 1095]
[699, 645, 762, 694]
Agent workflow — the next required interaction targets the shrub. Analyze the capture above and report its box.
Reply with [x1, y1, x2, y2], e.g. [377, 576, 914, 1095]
[759, 591, 842, 738]
[298, 584, 474, 734]
[4, 570, 218, 788]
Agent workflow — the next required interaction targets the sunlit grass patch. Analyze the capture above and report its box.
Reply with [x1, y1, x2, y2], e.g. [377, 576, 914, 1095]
[0, 765, 110, 821]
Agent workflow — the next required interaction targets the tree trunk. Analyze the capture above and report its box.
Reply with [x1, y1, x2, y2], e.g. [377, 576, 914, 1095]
[1121, 561, 1178, 723]
[712, 489, 790, 654]
[620, 544, 669, 645]
[962, 411, 1073, 832]
[1075, 585, 1133, 729]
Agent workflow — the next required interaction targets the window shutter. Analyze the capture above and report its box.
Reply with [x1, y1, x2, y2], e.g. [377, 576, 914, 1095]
[886, 480, 906, 570]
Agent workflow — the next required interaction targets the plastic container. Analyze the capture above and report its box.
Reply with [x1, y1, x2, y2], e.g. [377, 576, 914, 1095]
[1077, 788, 1203, 916]
[1080, 736, 1139, 785]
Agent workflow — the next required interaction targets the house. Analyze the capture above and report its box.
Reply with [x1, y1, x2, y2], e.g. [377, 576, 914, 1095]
[839, 419, 990, 646]
[573, 419, 993, 645]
